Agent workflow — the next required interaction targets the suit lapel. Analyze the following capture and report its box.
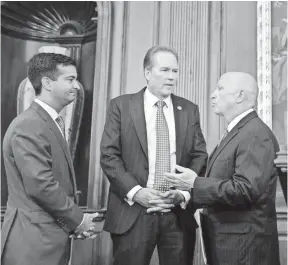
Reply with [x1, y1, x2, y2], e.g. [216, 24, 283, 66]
[206, 129, 239, 176]
[171, 94, 187, 164]
[129, 88, 148, 159]
[31, 102, 78, 201]
[206, 111, 258, 177]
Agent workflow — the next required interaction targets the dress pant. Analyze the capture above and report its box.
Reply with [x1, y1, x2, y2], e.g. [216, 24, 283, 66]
[111, 209, 187, 265]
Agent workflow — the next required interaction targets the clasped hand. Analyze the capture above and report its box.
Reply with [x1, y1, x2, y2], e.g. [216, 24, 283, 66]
[133, 188, 184, 213]
[70, 212, 99, 240]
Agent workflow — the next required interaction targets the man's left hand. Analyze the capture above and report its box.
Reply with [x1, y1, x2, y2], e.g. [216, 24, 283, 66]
[146, 190, 184, 213]
[163, 165, 198, 191]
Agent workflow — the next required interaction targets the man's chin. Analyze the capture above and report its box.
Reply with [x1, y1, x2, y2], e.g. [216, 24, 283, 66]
[213, 110, 221, 116]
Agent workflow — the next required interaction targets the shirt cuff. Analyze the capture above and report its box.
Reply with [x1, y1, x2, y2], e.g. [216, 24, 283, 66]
[125, 185, 143, 206]
[77, 215, 85, 229]
[178, 190, 191, 209]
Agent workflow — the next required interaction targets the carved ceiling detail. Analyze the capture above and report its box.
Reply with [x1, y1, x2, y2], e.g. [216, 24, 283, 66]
[1, 1, 98, 44]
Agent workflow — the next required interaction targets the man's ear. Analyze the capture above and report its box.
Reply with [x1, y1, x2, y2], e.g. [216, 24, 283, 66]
[236, 90, 245, 104]
[144, 68, 151, 82]
[41, 76, 52, 92]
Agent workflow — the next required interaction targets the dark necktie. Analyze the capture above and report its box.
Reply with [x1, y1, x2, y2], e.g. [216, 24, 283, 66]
[154, 100, 171, 192]
[55, 115, 66, 139]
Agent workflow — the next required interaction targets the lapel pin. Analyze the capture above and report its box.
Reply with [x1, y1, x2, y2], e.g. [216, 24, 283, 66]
[177, 106, 182, 110]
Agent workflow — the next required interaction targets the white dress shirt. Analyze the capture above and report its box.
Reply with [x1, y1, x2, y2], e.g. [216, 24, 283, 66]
[227, 108, 254, 132]
[34, 99, 65, 137]
[126, 88, 190, 208]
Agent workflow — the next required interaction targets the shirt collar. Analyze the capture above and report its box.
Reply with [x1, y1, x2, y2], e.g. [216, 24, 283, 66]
[227, 108, 254, 132]
[34, 98, 59, 121]
[144, 87, 172, 108]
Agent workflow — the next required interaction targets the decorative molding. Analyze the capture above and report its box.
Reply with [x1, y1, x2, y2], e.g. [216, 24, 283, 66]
[257, 2, 287, 204]
[1, 1, 98, 44]
[62, 44, 82, 71]
[88, 2, 112, 211]
[120, 2, 129, 95]
[257, 1, 273, 129]
[1, 206, 106, 223]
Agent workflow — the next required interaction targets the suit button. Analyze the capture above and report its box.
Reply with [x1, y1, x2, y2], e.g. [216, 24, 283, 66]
[144, 165, 148, 170]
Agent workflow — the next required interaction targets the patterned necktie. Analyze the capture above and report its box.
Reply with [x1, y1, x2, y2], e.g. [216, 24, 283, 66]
[154, 100, 171, 192]
[55, 115, 66, 139]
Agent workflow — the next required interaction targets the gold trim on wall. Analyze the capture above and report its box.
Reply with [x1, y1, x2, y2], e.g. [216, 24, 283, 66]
[257, 1, 273, 128]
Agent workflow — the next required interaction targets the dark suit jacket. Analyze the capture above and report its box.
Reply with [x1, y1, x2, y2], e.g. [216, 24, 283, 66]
[100, 87, 208, 235]
[1, 102, 83, 265]
[193, 111, 280, 265]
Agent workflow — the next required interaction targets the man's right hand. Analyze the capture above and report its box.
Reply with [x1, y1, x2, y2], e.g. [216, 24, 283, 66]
[71, 213, 99, 239]
[133, 188, 163, 208]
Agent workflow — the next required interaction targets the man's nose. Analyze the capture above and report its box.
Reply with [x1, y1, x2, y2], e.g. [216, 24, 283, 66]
[168, 71, 176, 80]
[73, 80, 80, 90]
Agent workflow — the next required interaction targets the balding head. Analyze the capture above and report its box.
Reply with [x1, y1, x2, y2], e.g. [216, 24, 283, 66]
[211, 72, 258, 122]
[220, 72, 258, 103]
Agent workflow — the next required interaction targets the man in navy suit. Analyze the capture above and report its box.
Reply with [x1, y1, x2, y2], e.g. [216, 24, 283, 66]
[1, 53, 98, 265]
[164, 72, 280, 265]
[100, 46, 208, 265]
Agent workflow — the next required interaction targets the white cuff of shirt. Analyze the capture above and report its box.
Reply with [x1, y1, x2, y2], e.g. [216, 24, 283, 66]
[77, 215, 85, 229]
[178, 190, 191, 209]
[125, 185, 143, 206]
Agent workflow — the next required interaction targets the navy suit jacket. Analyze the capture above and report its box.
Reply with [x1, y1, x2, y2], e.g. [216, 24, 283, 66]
[100, 88, 208, 234]
[193, 111, 280, 265]
[1, 102, 83, 265]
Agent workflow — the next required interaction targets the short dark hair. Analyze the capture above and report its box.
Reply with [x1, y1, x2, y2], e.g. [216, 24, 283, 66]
[143, 46, 179, 70]
[27, 53, 76, 95]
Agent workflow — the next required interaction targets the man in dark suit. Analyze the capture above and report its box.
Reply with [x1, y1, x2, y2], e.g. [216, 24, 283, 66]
[100, 46, 208, 265]
[164, 72, 280, 265]
[1, 53, 98, 265]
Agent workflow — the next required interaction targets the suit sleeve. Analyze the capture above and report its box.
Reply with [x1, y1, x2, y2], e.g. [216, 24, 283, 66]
[188, 106, 208, 176]
[192, 133, 276, 209]
[11, 126, 83, 232]
[100, 99, 140, 200]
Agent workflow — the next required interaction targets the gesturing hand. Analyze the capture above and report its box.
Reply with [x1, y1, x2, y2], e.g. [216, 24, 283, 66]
[146, 190, 184, 213]
[163, 165, 198, 191]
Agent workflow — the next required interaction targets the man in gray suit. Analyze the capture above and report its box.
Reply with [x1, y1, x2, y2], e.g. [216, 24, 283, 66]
[1, 53, 98, 265]
[163, 72, 280, 265]
[100, 46, 208, 265]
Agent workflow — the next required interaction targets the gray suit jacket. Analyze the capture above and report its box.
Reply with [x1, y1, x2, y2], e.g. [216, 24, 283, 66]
[1, 102, 83, 265]
[100, 88, 208, 234]
[193, 111, 280, 265]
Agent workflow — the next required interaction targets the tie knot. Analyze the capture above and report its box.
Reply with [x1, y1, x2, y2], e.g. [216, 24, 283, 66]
[156, 100, 166, 109]
[55, 115, 66, 137]
[56, 115, 64, 125]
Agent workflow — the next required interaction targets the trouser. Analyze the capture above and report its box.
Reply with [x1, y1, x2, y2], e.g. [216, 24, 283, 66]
[111, 210, 195, 265]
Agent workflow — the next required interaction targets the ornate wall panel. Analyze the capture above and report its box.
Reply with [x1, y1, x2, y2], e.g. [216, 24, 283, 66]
[257, 1, 273, 128]
[257, 2, 287, 265]
[157, 2, 210, 137]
